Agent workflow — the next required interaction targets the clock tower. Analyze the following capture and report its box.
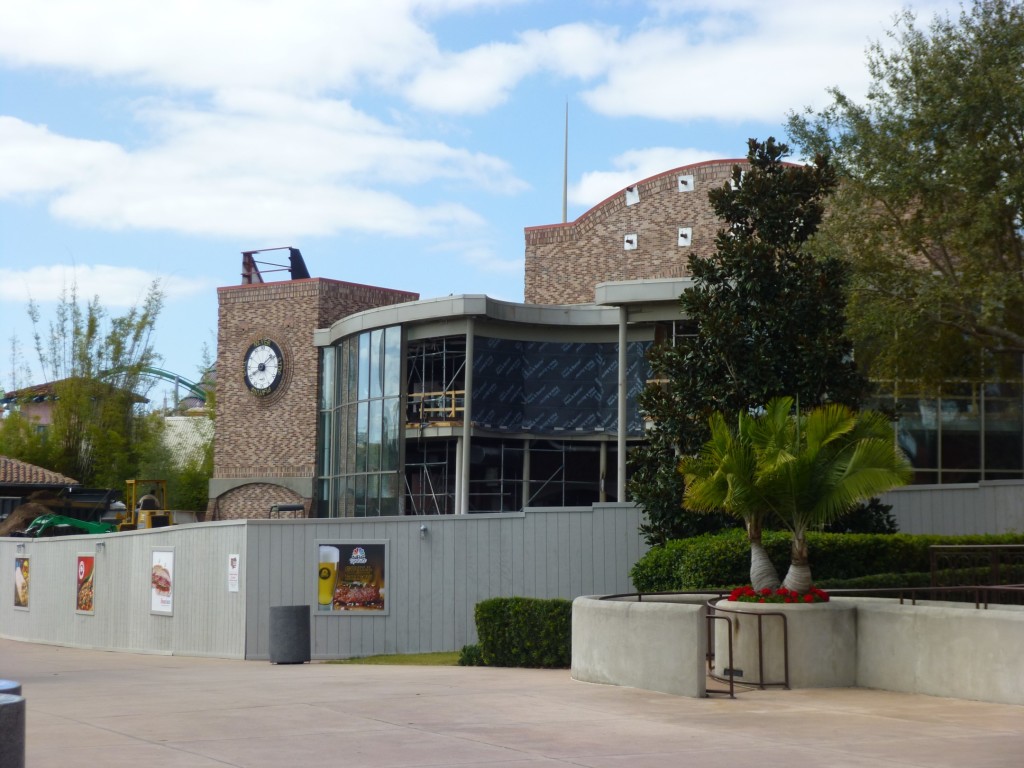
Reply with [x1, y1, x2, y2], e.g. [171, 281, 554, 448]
[209, 251, 417, 520]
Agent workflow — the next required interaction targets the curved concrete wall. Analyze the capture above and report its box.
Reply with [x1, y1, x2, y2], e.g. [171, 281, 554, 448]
[571, 595, 1024, 705]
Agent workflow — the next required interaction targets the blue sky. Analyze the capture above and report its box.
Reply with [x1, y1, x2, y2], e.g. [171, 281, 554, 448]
[0, 0, 962, 405]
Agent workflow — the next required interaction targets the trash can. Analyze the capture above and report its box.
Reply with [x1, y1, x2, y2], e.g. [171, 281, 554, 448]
[269, 605, 311, 664]
[0, 693, 25, 768]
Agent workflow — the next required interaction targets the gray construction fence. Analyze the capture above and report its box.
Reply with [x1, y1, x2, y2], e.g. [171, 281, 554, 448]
[4, 481, 1023, 660]
[1, 504, 646, 659]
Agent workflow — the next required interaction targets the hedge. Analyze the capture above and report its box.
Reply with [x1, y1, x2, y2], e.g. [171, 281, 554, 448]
[630, 529, 1024, 592]
[473, 596, 572, 668]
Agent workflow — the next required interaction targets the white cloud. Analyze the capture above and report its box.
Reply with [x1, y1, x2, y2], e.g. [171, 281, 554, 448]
[0, 265, 210, 306]
[0, 1, 440, 94]
[405, 41, 538, 114]
[405, 23, 619, 113]
[0, 118, 125, 197]
[570, 147, 724, 208]
[0, 93, 523, 239]
[581, 1, 962, 122]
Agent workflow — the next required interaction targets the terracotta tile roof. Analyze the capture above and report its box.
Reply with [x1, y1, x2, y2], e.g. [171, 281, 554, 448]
[0, 455, 78, 486]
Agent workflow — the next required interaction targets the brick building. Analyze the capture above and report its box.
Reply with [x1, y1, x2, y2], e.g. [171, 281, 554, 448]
[525, 159, 741, 304]
[210, 254, 416, 519]
[210, 158, 1024, 518]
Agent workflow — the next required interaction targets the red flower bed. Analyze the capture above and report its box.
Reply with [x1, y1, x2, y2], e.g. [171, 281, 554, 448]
[727, 585, 830, 604]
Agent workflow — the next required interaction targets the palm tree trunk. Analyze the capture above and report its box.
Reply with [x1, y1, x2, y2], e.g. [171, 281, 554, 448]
[781, 532, 812, 594]
[748, 517, 780, 591]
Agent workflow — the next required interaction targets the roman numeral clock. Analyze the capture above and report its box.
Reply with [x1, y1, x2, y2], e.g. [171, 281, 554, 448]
[244, 338, 285, 397]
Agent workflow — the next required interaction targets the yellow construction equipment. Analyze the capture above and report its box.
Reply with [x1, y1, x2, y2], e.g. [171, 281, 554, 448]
[119, 480, 173, 531]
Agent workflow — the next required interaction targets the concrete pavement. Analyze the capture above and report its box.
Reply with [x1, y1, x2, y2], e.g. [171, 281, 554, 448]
[5, 638, 1023, 767]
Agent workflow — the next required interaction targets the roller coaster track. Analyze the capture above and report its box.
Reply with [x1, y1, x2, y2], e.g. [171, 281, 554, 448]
[102, 366, 207, 402]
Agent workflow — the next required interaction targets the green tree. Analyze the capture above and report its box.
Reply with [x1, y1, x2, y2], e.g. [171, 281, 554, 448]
[630, 137, 868, 545]
[786, 0, 1024, 384]
[680, 397, 911, 592]
[1, 281, 165, 486]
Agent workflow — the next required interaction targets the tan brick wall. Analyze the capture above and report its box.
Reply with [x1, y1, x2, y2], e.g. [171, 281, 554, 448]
[211, 483, 306, 520]
[524, 160, 745, 305]
[212, 278, 417, 518]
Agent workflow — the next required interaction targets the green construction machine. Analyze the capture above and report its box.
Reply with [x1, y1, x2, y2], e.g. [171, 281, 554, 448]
[16, 487, 120, 537]
[23, 514, 116, 537]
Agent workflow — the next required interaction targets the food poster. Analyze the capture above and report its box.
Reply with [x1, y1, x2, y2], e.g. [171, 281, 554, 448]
[14, 557, 29, 609]
[76, 554, 95, 614]
[151, 549, 174, 614]
[316, 541, 387, 613]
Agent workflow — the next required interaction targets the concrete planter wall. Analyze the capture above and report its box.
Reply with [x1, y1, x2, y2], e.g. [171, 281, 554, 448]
[571, 595, 707, 697]
[572, 595, 1024, 705]
[711, 599, 856, 689]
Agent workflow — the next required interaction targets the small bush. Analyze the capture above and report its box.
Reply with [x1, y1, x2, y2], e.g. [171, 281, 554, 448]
[474, 597, 571, 668]
[457, 644, 485, 666]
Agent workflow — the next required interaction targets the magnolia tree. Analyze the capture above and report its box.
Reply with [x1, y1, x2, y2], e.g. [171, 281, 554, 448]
[680, 397, 911, 593]
[630, 137, 868, 545]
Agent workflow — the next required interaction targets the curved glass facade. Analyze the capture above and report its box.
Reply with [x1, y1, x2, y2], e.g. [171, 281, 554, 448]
[318, 326, 402, 516]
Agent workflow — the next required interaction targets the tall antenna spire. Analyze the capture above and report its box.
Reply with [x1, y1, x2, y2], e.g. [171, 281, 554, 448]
[562, 101, 569, 224]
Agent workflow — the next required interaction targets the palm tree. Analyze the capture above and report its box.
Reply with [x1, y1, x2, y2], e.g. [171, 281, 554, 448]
[679, 402, 784, 592]
[680, 397, 911, 594]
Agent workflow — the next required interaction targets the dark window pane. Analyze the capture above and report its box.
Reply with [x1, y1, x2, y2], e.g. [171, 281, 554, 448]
[370, 329, 384, 399]
[384, 326, 401, 397]
[320, 346, 335, 410]
[382, 398, 400, 470]
[940, 398, 980, 471]
[358, 334, 370, 401]
[318, 410, 332, 475]
[985, 383, 1023, 473]
[367, 399, 382, 472]
[356, 402, 369, 473]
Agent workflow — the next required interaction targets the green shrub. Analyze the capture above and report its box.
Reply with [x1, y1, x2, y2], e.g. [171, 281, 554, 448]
[631, 530, 1024, 592]
[474, 597, 571, 668]
[627, 538, 696, 592]
[457, 644, 485, 666]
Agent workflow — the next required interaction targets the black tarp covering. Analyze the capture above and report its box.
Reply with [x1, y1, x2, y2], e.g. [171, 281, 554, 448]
[472, 337, 651, 435]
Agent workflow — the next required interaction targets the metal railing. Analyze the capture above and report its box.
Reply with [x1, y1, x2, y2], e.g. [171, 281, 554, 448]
[930, 544, 1024, 602]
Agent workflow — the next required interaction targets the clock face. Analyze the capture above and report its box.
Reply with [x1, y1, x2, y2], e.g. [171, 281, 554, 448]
[244, 339, 284, 396]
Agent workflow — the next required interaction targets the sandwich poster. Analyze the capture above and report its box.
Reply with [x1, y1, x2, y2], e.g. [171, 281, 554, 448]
[151, 549, 174, 615]
[14, 557, 29, 610]
[315, 541, 388, 614]
[76, 554, 95, 614]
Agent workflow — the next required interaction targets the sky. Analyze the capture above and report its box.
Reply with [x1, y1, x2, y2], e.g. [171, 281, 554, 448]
[0, 0, 965, 407]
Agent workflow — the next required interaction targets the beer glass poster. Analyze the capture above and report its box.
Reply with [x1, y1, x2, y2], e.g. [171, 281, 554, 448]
[76, 554, 95, 614]
[315, 541, 388, 613]
[151, 549, 174, 615]
[14, 557, 29, 609]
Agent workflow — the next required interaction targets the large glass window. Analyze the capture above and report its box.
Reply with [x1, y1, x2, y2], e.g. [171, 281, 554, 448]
[871, 376, 1024, 484]
[318, 325, 403, 517]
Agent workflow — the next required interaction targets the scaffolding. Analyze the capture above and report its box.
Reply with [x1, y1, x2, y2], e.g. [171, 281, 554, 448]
[406, 337, 466, 426]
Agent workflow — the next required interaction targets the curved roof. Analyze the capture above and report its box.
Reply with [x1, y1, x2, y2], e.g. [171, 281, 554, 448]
[524, 158, 747, 236]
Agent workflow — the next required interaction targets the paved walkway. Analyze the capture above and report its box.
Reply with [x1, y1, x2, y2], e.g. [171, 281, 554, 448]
[5, 638, 1023, 767]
